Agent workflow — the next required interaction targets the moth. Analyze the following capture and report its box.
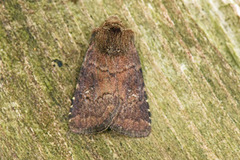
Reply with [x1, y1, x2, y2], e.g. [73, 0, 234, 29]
[69, 16, 151, 137]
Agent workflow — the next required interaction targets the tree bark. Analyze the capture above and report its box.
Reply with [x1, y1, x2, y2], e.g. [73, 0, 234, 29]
[0, 0, 240, 159]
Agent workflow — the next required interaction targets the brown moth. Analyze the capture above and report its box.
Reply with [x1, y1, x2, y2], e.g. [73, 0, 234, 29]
[69, 16, 151, 137]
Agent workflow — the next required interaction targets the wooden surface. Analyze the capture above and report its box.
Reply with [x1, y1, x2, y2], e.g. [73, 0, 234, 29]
[0, 0, 240, 159]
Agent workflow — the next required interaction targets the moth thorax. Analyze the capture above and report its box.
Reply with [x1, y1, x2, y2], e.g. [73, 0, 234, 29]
[95, 27, 134, 55]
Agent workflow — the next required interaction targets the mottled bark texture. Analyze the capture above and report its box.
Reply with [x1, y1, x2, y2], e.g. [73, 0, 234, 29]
[0, 0, 240, 159]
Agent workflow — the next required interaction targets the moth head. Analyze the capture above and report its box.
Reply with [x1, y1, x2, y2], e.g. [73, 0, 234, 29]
[102, 16, 124, 31]
[93, 16, 134, 55]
